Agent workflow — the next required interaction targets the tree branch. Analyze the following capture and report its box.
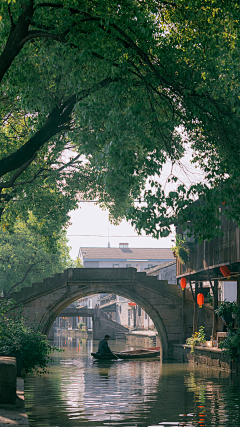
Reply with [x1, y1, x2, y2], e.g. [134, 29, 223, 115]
[0, 153, 38, 189]
[16, 28, 71, 48]
[0, 77, 117, 179]
[5, 261, 46, 297]
[36, 2, 82, 15]
[0, 1, 34, 83]
[1, 153, 83, 190]
[7, 5, 15, 29]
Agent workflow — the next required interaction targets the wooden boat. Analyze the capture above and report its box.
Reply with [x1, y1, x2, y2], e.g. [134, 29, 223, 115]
[91, 347, 160, 360]
[145, 347, 160, 351]
[91, 352, 118, 360]
[114, 348, 160, 359]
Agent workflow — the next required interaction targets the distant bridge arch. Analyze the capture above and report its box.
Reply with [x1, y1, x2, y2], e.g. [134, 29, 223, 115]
[10, 268, 213, 358]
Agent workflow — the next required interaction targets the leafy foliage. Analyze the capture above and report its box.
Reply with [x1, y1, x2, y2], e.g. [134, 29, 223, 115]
[0, 299, 61, 376]
[186, 326, 206, 354]
[219, 328, 240, 361]
[1, 1, 240, 240]
[215, 299, 236, 317]
[230, 302, 240, 315]
[0, 213, 76, 296]
[207, 292, 213, 306]
[171, 234, 189, 265]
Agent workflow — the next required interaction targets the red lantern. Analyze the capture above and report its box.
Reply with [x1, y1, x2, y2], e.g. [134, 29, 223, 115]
[180, 277, 187, 289]
[220, 265, 230, 277]
[197, 293, 204, 308]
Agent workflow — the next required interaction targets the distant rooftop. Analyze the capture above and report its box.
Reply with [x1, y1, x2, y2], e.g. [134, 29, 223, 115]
[144, 260, 176, 275]
[79, 247, 174, 261]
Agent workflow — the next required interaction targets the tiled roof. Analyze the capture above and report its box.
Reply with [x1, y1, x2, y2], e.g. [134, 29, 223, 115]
[144, 260, 176, 275]
[79, 247, 174, 261]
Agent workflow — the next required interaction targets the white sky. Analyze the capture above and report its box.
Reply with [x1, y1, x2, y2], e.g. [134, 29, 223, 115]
[66, 203, 175, 259]
[66, 146, 205, 260]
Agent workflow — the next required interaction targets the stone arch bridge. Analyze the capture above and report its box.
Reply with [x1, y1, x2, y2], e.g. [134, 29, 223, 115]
[10, 268, 213, 358]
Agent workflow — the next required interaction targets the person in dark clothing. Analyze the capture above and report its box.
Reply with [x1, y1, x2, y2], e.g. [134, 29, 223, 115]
[97, 335, 113, 354]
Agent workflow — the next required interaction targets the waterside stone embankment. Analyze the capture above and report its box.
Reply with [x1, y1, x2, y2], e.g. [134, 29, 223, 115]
[172, 344, 240, 373]
[126, 330, 160, 347]
[0, 357, 29, 426]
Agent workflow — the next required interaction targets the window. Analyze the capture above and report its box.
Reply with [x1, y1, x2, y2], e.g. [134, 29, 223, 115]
[126, 264, 131, 268]
[145, 312, 148, 320]
[138, 306, 141, 316]
[113, 263, 119, 268]
[119, 243, 129, 248]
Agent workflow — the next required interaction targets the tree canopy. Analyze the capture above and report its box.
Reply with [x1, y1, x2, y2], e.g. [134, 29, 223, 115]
[1, 0, 240, 242]
[0, 213, 78, 296]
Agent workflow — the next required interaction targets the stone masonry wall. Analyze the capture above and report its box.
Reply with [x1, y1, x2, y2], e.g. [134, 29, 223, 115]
[172, 344, 240, 373]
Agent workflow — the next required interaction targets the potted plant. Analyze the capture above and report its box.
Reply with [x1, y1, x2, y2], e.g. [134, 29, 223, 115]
[186, 326, 206, 354]
[229, 302, 239, 319]
[78, 322, 86, 330]
[214, 300, 232, 318]
[215, 300, 236, 331]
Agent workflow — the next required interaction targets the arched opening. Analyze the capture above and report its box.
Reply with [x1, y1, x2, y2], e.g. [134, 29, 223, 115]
[41, 285, 169, 358]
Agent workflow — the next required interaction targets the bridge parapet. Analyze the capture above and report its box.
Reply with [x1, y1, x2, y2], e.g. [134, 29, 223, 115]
[9, 268, 214, 358]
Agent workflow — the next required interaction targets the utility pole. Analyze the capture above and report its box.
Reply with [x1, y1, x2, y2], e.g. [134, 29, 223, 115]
[193, 282, 199, 333]
[181, 286, 186, 343]
[212, 279, 218, 339]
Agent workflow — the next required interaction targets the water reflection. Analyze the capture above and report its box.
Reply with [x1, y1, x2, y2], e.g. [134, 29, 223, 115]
[24, 335, 240, 427]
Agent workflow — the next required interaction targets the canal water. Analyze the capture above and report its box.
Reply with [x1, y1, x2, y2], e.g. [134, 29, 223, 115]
[24, 335, 240, 427]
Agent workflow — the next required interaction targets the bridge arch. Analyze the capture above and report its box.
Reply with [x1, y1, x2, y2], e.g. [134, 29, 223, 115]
[10, 268, 213, 358]
[40, 284, 169, 357]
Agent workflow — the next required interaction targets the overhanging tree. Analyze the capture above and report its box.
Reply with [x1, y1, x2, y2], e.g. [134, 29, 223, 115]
[0, 214, 78, 296]
[1, 0, 240, 241]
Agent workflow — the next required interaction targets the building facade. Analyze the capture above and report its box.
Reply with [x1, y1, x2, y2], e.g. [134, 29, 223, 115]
[77, 244, 173, 331]
[144, 260, 177, 284]
[78, 244, 174, 271]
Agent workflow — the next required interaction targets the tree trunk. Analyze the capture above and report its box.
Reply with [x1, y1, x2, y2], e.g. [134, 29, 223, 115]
[0, 2, 34, 84]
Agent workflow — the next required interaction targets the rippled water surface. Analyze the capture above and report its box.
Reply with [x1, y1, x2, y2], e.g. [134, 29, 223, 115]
[24, 335, 240, 427]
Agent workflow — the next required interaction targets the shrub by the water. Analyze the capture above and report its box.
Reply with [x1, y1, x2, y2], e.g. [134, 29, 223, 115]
[219, 328, 240, 360]
[0, 299, 61, 376]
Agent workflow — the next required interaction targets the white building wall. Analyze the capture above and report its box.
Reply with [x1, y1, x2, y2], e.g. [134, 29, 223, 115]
[77, 294, 100, 329]
[220, 281, 237, 302]
[116, 297, 129, 328]
[98, 260, 160, 270]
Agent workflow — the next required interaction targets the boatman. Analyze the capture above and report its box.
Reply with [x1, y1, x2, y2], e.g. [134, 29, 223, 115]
[97, 334, 113, 355]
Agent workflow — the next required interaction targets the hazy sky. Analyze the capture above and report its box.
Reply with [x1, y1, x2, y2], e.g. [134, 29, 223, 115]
[66, 146, 204, 260]
[66, 203, 174, 259]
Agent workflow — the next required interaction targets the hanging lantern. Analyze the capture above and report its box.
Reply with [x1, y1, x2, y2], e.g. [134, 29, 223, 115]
[197, 293, 204, 308]
[180, 277, 187, 289]
[220, 265, 230, 277]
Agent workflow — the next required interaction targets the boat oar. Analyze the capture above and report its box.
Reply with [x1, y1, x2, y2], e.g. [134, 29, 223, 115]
[112, 352, 119, 360]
